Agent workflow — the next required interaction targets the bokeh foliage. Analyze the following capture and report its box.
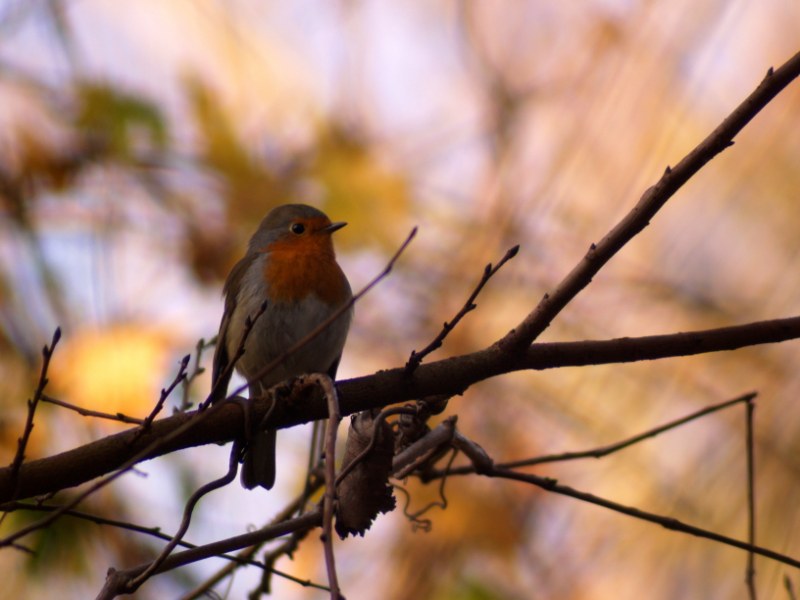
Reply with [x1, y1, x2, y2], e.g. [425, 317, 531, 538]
[0, 1, 799, 599]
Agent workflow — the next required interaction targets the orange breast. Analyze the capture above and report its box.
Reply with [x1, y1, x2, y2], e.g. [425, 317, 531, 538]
[262, 240, 349, 306]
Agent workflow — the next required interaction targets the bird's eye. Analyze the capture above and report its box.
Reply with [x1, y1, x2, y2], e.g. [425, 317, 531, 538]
[290, 222, 306, 235]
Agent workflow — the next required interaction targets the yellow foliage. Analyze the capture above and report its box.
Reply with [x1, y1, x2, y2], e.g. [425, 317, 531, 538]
[50, 324, 173, 419]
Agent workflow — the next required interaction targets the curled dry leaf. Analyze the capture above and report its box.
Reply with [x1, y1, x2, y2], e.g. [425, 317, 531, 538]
[335, 410, 396, 539]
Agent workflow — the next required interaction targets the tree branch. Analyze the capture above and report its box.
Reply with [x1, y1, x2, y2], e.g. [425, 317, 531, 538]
[95, 509, 323, 599]
[1, 316, 798, 504]
[498, 50, 800, 352]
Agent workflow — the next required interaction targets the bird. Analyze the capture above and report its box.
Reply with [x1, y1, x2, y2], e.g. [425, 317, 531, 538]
[211, 203, 353, 490]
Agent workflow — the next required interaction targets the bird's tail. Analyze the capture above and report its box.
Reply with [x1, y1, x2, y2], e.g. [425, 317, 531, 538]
[241, 429, 277, 490]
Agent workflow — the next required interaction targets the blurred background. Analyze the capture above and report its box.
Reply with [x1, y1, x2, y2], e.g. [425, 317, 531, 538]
[0, 1, 799, 598]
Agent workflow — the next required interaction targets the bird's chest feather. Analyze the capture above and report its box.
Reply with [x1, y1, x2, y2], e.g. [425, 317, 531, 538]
[262, 249, 349, 306]
[228, 249, 352, 386]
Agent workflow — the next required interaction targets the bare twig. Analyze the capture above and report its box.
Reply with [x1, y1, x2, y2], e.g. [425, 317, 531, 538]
[139, 354, 190, 431]
[3, 501, 195, 549]
[249, 529, 328, 599]
[96, 509, 323, 600]
[0, 325, 61, 538]
[491, 466, 800, 571]
[451, 430, 492, 474]
[0, 500, 274, 572]
[313, 374, 343, 600]
[301, 421, 326, 513]
[745, 396, 757, 600]
[179, 337, 213, 411]
[180, 484, 325, 600]
[423, 392, 757, 479]
[8, 328, 61, 495]
[1, 298, 271, 552]
[498, 50, 800, 353]
[405, 245, 519, 374]
[0, 371, 238, 549]
[8, 541, 34, 554]
[121, 442, 242, 595]
[40, 395, 144, 425]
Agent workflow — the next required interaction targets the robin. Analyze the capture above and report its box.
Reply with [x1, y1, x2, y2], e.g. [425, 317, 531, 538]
[211, 203, 353, 490]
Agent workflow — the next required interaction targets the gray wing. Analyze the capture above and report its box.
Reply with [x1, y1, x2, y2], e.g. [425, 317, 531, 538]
[210, 253, 255, 404]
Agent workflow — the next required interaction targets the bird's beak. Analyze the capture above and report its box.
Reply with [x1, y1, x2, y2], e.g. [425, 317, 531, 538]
[321, 221, 347, 234]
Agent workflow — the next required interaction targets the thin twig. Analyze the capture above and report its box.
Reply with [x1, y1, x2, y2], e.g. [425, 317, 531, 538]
[180, 484, 325, 600]
[314, 375, 343, 600]
[0, 371, 237, 550]
[122, 442, 242, 595]
[8, 328, 61, 495]
[3, 501, 196, 549]
[139, 354, 191, 431]
[9, 541, 34, 554]
[41, 394, 144, 425]
[0, 298, 271, 551]
[96, 509, 323, 599]
[0, 500, 273, 571]
[179, 337, 213, 412]
[0, 326, 60, 535]
[249, 530, 328, 599]
[405, 244, 519, 374]
[745, 396, 757, 600]
[423, 392, 757, 479]
[492, 465, 800, 571]
[301, 421, 325, 514]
